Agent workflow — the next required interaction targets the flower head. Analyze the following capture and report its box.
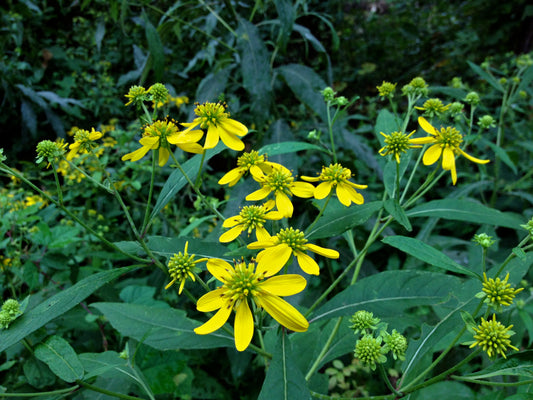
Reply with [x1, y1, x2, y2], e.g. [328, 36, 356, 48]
[246, 165, 315, 217]
[402, 77, 428, 97]
[220, 201, 283, 243]
[478, 115, 496, 130]
[67, 128, 103, 160]
[181, 102, 248, 151]
[122, 120, 203, 166]
[301, 164, 367, 207]
[415, 98, 450, 118]
[125, 85, 148, 106]
[464, 91, 480, 106]
[194, 258, 309, 351]
[376, 81, 397, 98]
[1, 298, 21, 317]
[218, 151, 281, 187]
[382, 329, 408, 361]
[248, 227, 339, 276]
[521, 217, 533, 236]
[409, 117, 490, 185]
[166, 242, 208, 294]
[0, 311, 11, 329]
[36, 139, 67, 167]
[469, 315, 518, 358]
[354, 335, 387, 370]
[378, 131, 420, 163]
[148, 83, 169, 104]
[349, 310, 380, 335]
[472, 233, 495, 249]
[482, 272, 523, 309]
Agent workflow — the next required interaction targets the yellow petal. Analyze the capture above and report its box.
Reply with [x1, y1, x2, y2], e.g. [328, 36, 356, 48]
[89, 129, 103, 140]
[291, 181, 315, 198]
[265, 210, 284, 220]
[247, 239, 277, 250]
[257, 293, 309, 332]
[196, 288, 226, 312]
[305, 243, 340, 259]
[218, 168, 244, 186]
[219, 125, 245, 151]
[456, 148, 490, 165]
[418, 117, 438, 136]
[234, 300, 254, 352]
[139, 136, 160, 148]
[194, 303, 232, 335]
[206, 259, 234, 281]
[441, 146, 455, 171]
[259, 274, 307, 296]
[122, 145, 151, 162]
[255, 226, 272, 242]
[275, 192, 294, 218]
[336, 183, 364, 206]
[246, 187, 271, 202]
[409, 136, 436, 145]
[168, 129, 203, 144]
[176, 142, 205, 154]
[256, 244, 292, 277]
[204, 126, 220, 149]
[158, 148, 170, 166]
[219, 225, 244, 243]
[423, 144, 443, 166]
[223, 118, 248, 136]
[294, 251, 320, 275]
[222, 216, 241, 228]
[300, 175, 320, 182]
[314, 181, 333, 199]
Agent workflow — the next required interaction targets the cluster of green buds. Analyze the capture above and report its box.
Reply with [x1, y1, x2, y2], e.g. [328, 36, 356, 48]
[401, 76, 428, 97]
[321, 86, 348, 106]
[124, 83, 169, 107]
[0, 298, 22, 329]
[520, 217, 533, 237]
[376, 81, 397, 98]
[472, 233, 495, 249]
[35, 139, 67, 168]
[349, 310, 408, 371]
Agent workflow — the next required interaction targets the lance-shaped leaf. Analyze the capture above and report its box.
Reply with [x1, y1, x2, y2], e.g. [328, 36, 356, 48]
[34, 335, 84, 383]
[459, 351, 533, 380]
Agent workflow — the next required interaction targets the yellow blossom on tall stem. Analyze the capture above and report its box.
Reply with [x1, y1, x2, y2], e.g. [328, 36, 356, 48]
[181, 102, 248, 151]
[301, 163, 367, 206]
[121, 120, 204, 166]
[219, 201, 283, 243]
[165, 242, 208, 294]
[194, 258, 309, 352]
[67, 128, 103, 160]
[218, 150, 281, 187]
[409, 117, 490, 185]
[378, 131, 420, 163]
[248, 227, 339, 276]
[246, 165, 315, 218]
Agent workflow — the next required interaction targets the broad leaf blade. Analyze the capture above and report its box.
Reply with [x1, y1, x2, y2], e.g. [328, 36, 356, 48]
[384, 199, 412, 231]
[461, 351, 533, 379]
[34, 335, 84, 383]
[0, 267, 135, 353]
[258, 141, 323, 157]
[382, 235, 479, 278]
[91, 302, 234, 350]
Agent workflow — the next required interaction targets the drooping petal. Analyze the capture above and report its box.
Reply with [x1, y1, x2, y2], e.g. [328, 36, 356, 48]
[255, 244, 293, 277]
[314, 181, 334, 199]
[300, 175, 321, 182]
[89, 130, 103, 140]
[264, 210, 284, 221]
[139, 136, 160, 148]
[204, 125, 220, 149]
[336, 183, 364, 206]
[196, 288, 226, 312]
[122, 145, 152, 162]
[176, 142, 204, 154]
[257, 293, 309, 332]
[234, 300, 254, 352]
[255, 226, 272, 241]
[167, 129, 203, 144]
[206, 259, 234, 282]
[219, 225, 244, 243]
[247, 238, 277, 249]
[409, 136, 437, 145]
[259, 274, 307, 296]
[294, 251, 320, 275]
[218, 168, 245, 186]
[423, 144, 443, 166]
[222, 216, 241, 228]
[305, 243, 340, 259]
[418, 117, 438, 136]
[158, 147, 170, 166]
[275, 192, 294, 218]
[456, 148, 490, 164]
[218, 125, 245, 151]
[222, 118, 248, 137]
[441, 146, 455, 171]
[246, 187, 271, 201]
[291, 181, 315, 198]
[194, 303, 232, 335]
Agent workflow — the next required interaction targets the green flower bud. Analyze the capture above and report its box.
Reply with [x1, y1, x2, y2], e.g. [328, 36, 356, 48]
[0, 311, 12, 329]
[382, 329, 408, 361]
[148, 83, 169, 104]
[321, 87, 336, 102]
[472, 233, 495, 249]
[477, 115, 496, 130]
[124, 85, 148, 106]
[349, 310, 380, 335]
[36, 140, 66, 167]
[376, 81, 397, 98]
[1, 299, 20, 316]
[464, 92, 480, 106]
[450, 77, 463, 88]
[354, 335, 387, 370]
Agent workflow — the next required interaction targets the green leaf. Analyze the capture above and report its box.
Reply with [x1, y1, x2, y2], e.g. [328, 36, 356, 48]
[258, 332, 311, 400]
[461, 351, 533, 379]
[258, 141, 324, 157]
[384, 199, 412, 231]
[277, 64, 327, 122]
[306, 201, 382, 240]
[374, 108, 400, 138]
[406, 199, 523, 229]
[481, 137, 517, 174]
[196, 67, 231, 103]
[274, 0, 296, 51]
[91, 303, 234, 350]
[237, 18, 272, 123]
[311, 270, 462, 322]
[34, 335, 84, 383]
[467, 60, 504, 92]
[382, 235, 479, 278]
[143, 13, 165, 82]
[413, 381, 474, 400]
[150, 144, 225, 222]
[513, 247, 527, 261]
[79, 351, 132, 379]
[0, 267, 135, 353]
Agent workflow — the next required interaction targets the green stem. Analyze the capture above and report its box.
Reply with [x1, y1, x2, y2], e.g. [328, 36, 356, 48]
[305, 317, 343, 381]
[194, 150, 207, 188]
[326, 101, 337, 163]
[141, 150, 157, 234]
[490, 87, 509, 207]
[51, 164, 63, 205]
[309, 391, 395, 400]
[378, 363, 402, 397]
[399, 143, 425, 204]
[77, 380, 144, 400]
[0, 387, 79, 397]
[494, 235, 531, 277]
[451, 376, 533, 387]
[198, 0, 238, 37]
[305, 193, 332, 235]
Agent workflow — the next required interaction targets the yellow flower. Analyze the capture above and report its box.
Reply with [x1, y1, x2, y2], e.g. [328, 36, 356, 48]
[409, 117, 490, 185]
[122, 120, 204, 166]
[24, 195, 46, 208]
[301, 163, 367, 206]
[194, 258, 309, 351]
[165, 242, 208, 294]
[469, 315, 518, 358]
[181, 102, 248, 151]
[218, 150, 281, 187]
[220, 201, 283, 243]
[67, 128, 103, 160]
[124, 85, 148, 106]
[415, 98, 450, 118]
[378, 131, 420, 163]
[248, 227, 339, 276]
[246, 165, 315, 218]
[482, 272, 523, 309]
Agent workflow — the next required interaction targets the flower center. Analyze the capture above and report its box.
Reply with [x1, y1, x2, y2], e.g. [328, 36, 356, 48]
[240, 206, 267, 232]
[276, 227, 307, 252]
[168, 252, 196, 281]
[320, 163, 351, 184]
[265, 168, 294, 194]
[237, 150, 265, 170]
[194, 102, 228, 129]
[438, 127, 463, 149]
[383, 131, 411, 153]
[225, 261, 262, 302]
[143, 120, 178, 148]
